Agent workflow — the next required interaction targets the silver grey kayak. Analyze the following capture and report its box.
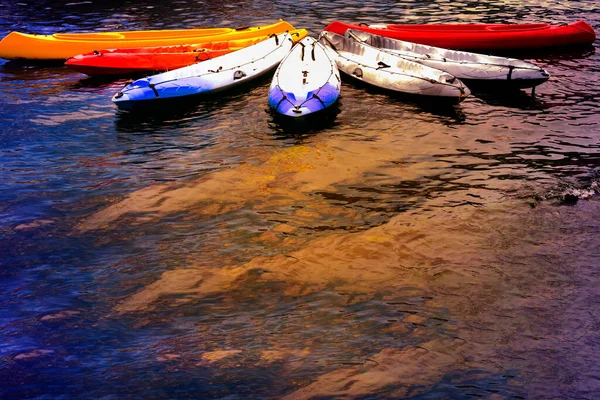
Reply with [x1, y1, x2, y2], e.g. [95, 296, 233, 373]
[345, 29, 550, 89]
[318, 30, 470, 103]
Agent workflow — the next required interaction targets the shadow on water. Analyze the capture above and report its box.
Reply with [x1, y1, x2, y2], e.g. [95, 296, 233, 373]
[470, 86, 548, 110]
[412, 98, 467, 122]
[489, 44, 597, 62]
[114, 73, 275, 133]
[267, 103, 341, 139]
[72, 74, 136, 88]
[1, 59, 65, 68]
[338, 77, 468, 125]
[114, 100, 221, 133]
[0, 60, 72, 81]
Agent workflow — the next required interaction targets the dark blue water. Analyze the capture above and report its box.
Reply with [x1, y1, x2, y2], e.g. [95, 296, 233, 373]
[1, 1, 599, 399]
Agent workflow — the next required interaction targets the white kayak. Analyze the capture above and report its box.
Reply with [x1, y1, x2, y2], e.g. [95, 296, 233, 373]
[345, 29, 550, 90]
[268, 36, 341, 117]
[318, 31, 470, 103]
[112, 32, 296, 110]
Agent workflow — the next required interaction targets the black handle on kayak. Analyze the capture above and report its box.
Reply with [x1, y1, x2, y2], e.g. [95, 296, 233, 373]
[269, 33, 280, 45]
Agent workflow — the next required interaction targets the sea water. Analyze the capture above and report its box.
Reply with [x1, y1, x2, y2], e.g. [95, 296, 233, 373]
[1, 1, 599, 398]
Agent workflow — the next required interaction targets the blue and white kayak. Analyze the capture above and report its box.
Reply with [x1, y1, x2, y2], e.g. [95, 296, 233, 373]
[268, 36, 341, 117]
[112, 32, 296, 110]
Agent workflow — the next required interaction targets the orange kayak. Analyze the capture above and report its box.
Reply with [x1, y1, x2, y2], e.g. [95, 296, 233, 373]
[65, 30, 308, 76]
[0, 20, 296, 60]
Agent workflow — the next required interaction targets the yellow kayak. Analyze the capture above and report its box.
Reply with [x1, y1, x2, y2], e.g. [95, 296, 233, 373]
[0, 20, 297, 60]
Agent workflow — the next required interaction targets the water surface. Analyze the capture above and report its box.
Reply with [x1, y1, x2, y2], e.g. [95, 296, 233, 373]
[1, 1, 599, 398]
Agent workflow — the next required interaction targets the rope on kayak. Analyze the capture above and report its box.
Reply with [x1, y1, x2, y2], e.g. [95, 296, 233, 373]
[273, 86, 293, 111]
[299, 41, 306, 61]
[290, 92, 326, 114]
[269, 33, 280, 46]
[311, 44, 316, 61]
[339, 51, 465, 90]
[148, 83, 160, 98]
[507, 65, 514, 80]
[350, 30, 550, 75]
[120, 32, 292, 95]
[448, 58, 546, 72]
[94, 50, 102, 56]
[376, 61, 390, 70]
[310, 92, 326, 108]
[273, 68, 338, 115]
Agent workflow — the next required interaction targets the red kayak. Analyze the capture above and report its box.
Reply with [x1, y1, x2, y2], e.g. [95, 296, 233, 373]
[323, 20, 596, 51]
[65, 36, 269, 76]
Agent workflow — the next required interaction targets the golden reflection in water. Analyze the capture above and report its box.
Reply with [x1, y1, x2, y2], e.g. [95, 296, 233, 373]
[79, 126, 401, 230]
[114, 202, 506, 313]
[78, 117, 598, 397]
[281, 338, 464, 399]
[111, 202, 526, 397]
[79, 116, 514, 232]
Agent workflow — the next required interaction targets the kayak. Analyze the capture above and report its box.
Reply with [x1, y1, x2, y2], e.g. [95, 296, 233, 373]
[65, 38, 267, 76]
[319, 30, 470, 102]
[0, 20, 296, 60]
[323, 20, 596, 51]
[113, 31, 298, 110]
[345, 29, 550, 89]
[268, 36, 341, 117]
[318, 31, 470, 103]
[66, 29, 307, 76]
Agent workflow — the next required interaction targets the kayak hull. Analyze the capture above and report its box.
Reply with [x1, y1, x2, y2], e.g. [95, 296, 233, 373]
[112, 32, 297, 110]
[345, 29, 550, 89]
[268, 36, 341, 117]
[65, 31, 307, 76]
[65, 45, 235, 76]
[319, 31, 470, 104]
[0, 20, 296, 60]
[324, 20, 596, 51]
